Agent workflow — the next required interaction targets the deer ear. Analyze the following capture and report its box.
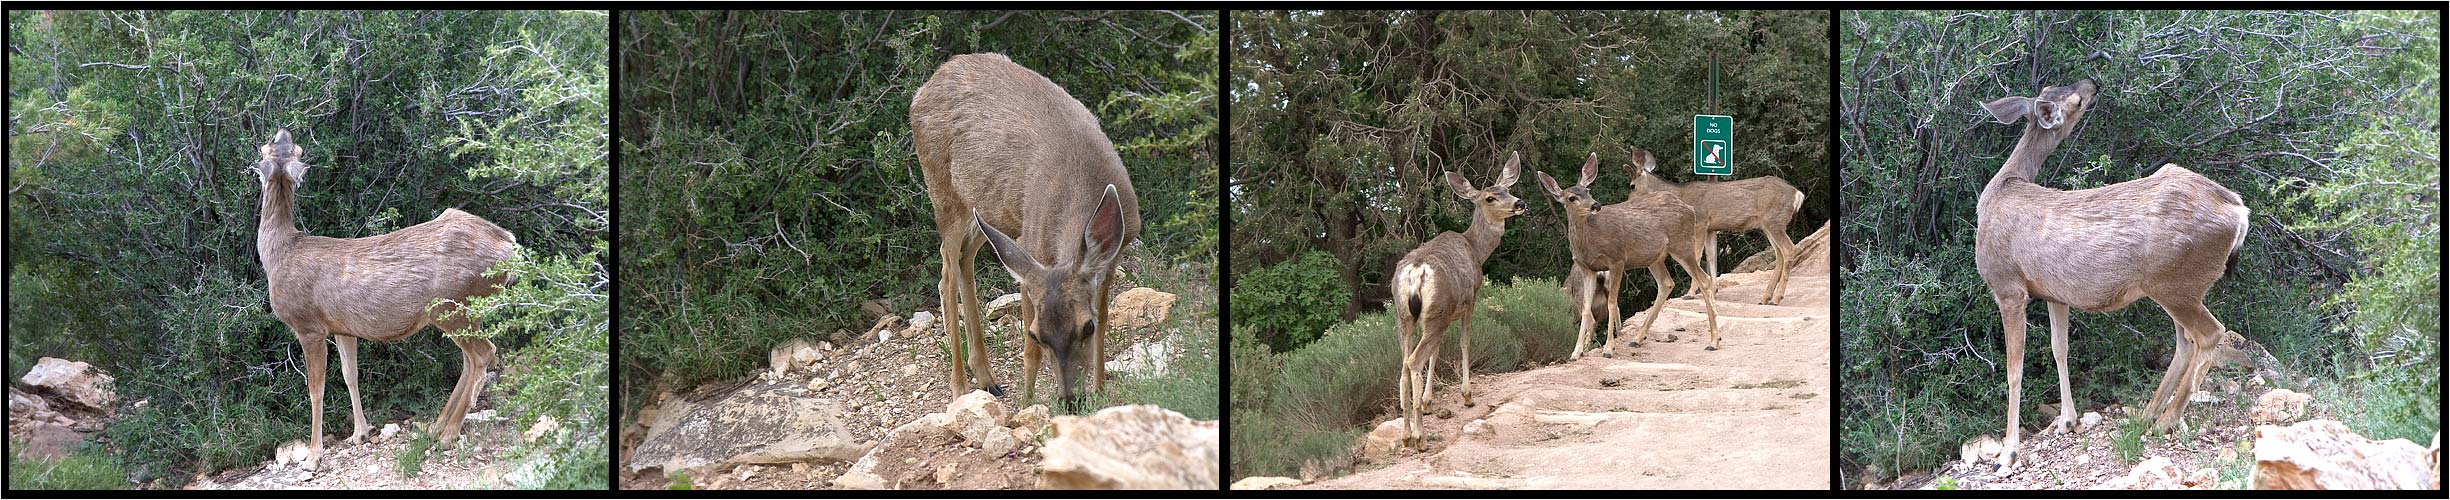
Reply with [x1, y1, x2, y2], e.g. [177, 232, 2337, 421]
[273, 128, 292, 146]
[1494, 151, 1521, 188]
[1076, 184, 1129, 276]
[1982, 96, 2033, 125]
[1577, 152, 1599, 187]
[1631, 147, 1656, 175]
[1444, 171, 1477, 200]
[1536, 171, 1563, 197]
[285, 161, 308, 188]
[977, 211, 1043, 285]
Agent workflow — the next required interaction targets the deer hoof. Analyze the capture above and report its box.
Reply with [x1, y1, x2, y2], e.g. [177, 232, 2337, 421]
[1704, 345, 1718, 351]
[1601, 352, 1614, 359]
[982, 384, 1007, 398]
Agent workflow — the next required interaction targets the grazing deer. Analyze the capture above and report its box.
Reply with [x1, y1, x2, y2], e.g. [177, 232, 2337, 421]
[1537, 151, 1721, 357]
[1388, 151, 1524, 449]
[252, 129, 518, 471]
[1630, 150, 1805, 305]
[912, 53, 1139, 409]
[1973, 79, 2250, 469]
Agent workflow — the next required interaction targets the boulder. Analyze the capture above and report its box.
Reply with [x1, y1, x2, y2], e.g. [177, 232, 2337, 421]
[1109, 288, 1179, 330]
[627, 382, 869, 476]
[985, 293, 1024, 321]
[2251, 419, 2434, 489]
[1230, 476, 1305, 490]
[21, 357, 116, 411]
[1959, 434, 2002, 466]
[1363, 418, 1410, 461]
[2095, 456, 2209, 490]
[1105, 339, 1177, 377]
[831, 455, 890, 490]
[2247, 389, 2312, 424]
[947, 390, 1011, 444]
[1014, 404, 1053, 434]
[1038, 405, 1220, 490]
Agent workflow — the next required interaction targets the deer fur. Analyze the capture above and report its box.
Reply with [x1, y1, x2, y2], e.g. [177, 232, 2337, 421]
[1388, 151, 1525, 449]
[1538, 151, 1721, 358]
[252, 129, 517, 471]
[912, 53, 1140, 408]
[1973, 79, 2250, 469]
[1630, 151, 1805, 305]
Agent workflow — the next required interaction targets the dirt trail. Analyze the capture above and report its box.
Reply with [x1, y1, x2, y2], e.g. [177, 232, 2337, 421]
[1304, 263, 1832, 490]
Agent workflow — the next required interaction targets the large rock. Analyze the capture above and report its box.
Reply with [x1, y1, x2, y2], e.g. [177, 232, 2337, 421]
[627, 381, 869, 476]
[770, 338, 819, 378]
[1363, 418, 1410, 461]
[1038, 404, 1219, 490]
[2251, 419, 2435, 489]
[1108, 288, 1179, 331]
[8, 387, 83, 461]
[2247, 389, 2312, 424]
[2095, 456, 2215, 490]
[21, 357, 116, 411]
[1105, 338, 1177, 377]
[947, 390, 1011, 444]
[985, 293, 1024, 321]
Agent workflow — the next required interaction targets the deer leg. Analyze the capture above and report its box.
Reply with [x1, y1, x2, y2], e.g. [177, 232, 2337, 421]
[1702, 233, 1718, 294]
[433, 317, 492, 451]
[1417, 318, 1446, 416]
[959, 240, 1002, 398]
[1397, 315, 1427, 448]
[940, 245, 971, 396]
[1021, 328, 1042, 404]
[2155, 300, 2228, 432]
[1603, 266, 1626, 352]
[2141, 303, 2197, 424]
[1571, 267, 1597, 359]
[1632, 264, 1675, 352]
[295, 326, 329, 471]
[2044, 302, 2078, 435]
[335, 336, 371, 444]
[1762, 227, 1797, 305]
[1992, 290, 2030, 469]
[1458, 306, 1476, 408]
[1693, 262, 1720, 350]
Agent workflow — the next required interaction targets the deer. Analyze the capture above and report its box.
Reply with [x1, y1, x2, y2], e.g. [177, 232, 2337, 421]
[1387, 151, 1525, 449]
[1972, 79, 2250, 469]
[1536, 150, 1721, 358]
[912, 53, 1139, 410]
[1630, 150, 1805, 305]
[251, 129, 518, 471]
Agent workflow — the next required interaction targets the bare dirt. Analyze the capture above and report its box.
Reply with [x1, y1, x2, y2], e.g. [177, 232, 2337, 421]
[1301, 264, 1832, 490]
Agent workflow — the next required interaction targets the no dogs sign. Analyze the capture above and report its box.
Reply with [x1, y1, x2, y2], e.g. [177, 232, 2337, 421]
[1694, 114, 1732, 176]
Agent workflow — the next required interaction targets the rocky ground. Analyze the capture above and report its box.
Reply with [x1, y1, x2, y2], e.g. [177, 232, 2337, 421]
[1283, 226, 1834, 490]
[184, 410, 536, 490]
[617, 267, 1212, 490]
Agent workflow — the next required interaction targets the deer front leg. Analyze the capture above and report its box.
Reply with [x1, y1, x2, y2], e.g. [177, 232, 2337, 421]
[1762, 227, 1797, 305]
[1603, 266, 1626, 352]
[295, 326, 329, 471]
[1992, 290, 2030, 470]
[1458, 306, 1476, 408]
[1631, 264, 1675, 351]
[2044, 302, 2078, 435]
[1020, 330, 1041, 405]
[335, 335, 371, 444]
[958, 241, 1003, 398]
[1571, 268, 1597, 359]
[940, 247, 971, 396]
[1693, 264, 1720, 350]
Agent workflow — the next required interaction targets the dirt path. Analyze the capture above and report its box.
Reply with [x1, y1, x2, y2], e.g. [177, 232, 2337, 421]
[185, 412, 527, 490]
[1303, 266, 1832, 490]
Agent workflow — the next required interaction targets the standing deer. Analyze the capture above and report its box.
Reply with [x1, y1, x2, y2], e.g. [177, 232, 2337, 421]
[912, 53, 1139, 409]
[1388, 151, 1525, 449]
[252, 129, 518, 471]
[1630, 150, 1805, 305]
[1973, 79, 2250, 468]
[1537, 151, 1722, 356]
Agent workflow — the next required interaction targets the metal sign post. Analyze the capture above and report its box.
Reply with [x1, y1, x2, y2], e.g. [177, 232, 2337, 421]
[1695, 51, 1732, 176]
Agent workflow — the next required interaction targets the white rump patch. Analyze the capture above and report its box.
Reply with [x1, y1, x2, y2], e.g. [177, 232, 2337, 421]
[2228, 204, 2250, 252]
[1792, 191, 1805, 212]
[1395, 262, 1438, 312]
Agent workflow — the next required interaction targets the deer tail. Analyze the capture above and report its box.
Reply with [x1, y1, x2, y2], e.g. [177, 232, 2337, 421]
[2224, 203, 2250, 278]
[1394, 262, 1436, 321]
[1792, 190, 1806, 213]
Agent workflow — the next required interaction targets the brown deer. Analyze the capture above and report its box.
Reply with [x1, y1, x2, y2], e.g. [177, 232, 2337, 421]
[1630, 150, 1805, 305]
[1973, 79, 2250, 469]
[912, 53, 1139, 409]
[1537, 151, 1721, 357]
[1388, 151, 1525, 449]
[252, 129, 517, 471]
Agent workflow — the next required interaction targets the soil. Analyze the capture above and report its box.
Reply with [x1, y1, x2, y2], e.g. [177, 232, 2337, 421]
[1300, 265, 1833, 490]
[184, 411, 528, 490]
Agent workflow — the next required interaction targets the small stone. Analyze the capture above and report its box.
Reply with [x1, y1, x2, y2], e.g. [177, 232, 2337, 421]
[2081, 411, 2104, 432]
[2189, 391, 2218, 404]
[380, 423, 401, 441]
[792, 462, 810, 474]
[808, 377, 830, 392]
[902, 364, 920, 377]
[879, 330, 894, 343]
[2077, 453, 2091, 465]
[935, 463, 959, 485]
[738, 465, 756, 481]
[1461, 419, 1489, 436]
[909, 311, 938, 334]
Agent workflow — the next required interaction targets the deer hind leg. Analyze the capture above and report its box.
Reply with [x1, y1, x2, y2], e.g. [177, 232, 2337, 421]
[1396, 313, 1426, 448]
[2044, 302, 2078, 435]
[2153, 299, 2227, 432]
[294, 326, 330, 471]
[1692, 262, 1720, 350]
[433, 316, 495, 451]
[958, 238, 1003, 398]
[1602, 267, 1626, 352]
[1571, 268, 1597, 358]
[1991, 289, 2031, 469]
[335, 335, 371, 444]
[1630, 264, 1674, 354]
[1762, 226, 1798, 305]
[1457, 305, 1476, 408]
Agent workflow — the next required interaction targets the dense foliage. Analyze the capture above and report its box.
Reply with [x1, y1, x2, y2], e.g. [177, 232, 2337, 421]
[1837, 10, 2439, 486]
[615, 11, 1219, 411]
[7, 10, 608, 488]
[1230, 10, 1833, 350]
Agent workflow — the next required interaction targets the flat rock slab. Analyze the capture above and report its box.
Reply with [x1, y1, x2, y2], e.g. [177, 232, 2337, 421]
[630, 379, 869, 475]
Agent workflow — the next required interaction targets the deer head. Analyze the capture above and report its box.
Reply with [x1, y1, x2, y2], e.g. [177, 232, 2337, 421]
[254, 129, 309, 191]
[1982, 79, 2099, 135]
[1628, 147, 1672, 192]
[1535, 152, 1605, 216]
[976, 184, 1129, 407]
[1450, 150, 1528, 222]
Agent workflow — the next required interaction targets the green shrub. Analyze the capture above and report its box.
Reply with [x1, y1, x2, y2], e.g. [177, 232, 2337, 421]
[8, 442, 129, 490]
[396, 429, 434, 478]
[1231, 251, 1353, 352]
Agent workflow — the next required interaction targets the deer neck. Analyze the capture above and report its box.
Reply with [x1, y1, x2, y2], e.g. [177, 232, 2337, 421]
[1986, 125, 2070, 197]
[256, 179, 302, 269]
[1461, 208, 1508, 265]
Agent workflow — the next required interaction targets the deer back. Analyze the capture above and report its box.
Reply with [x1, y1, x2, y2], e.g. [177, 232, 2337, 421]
[1975, 165, 2247, 312]
[1635, 169, 1801, 234]
[1571, 191, 1698, 271]
[911, 52, 1141, 260]
[268, 209, 518, 340]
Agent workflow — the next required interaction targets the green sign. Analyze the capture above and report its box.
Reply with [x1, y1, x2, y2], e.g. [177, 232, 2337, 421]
[1694, 114, 1732, 176]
